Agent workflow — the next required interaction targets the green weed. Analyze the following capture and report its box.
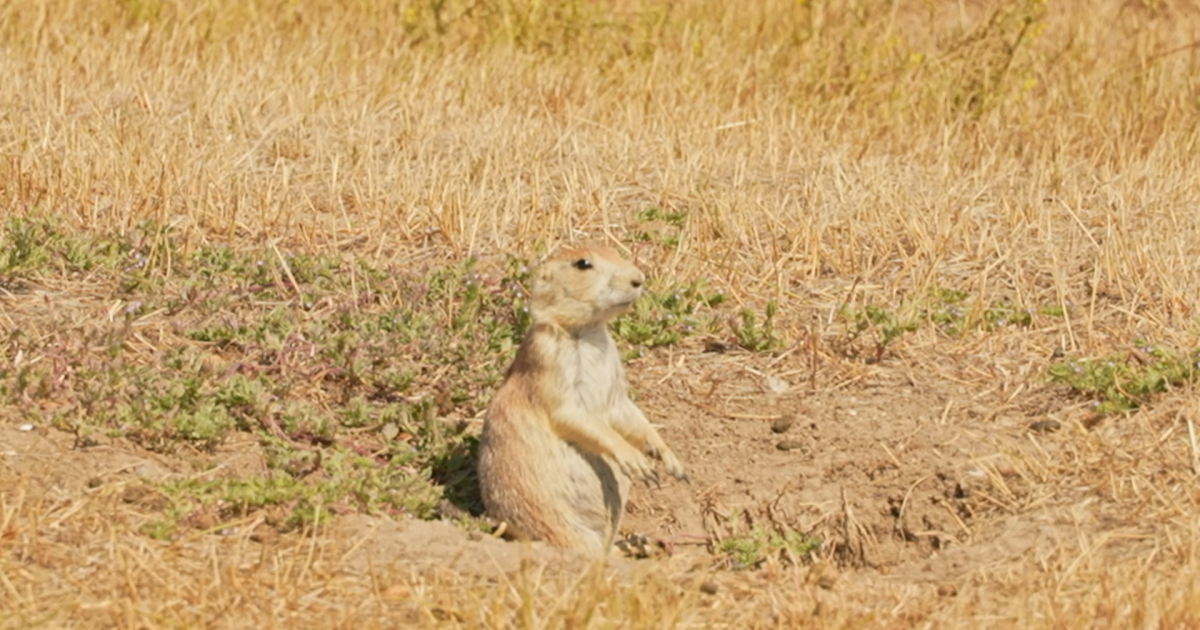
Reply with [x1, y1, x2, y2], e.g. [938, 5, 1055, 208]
[1, 217, 57, 274]
[1048, 343, 1200, 414]
[716, 526, 823, 571]
[634, 207, 688, 248]
[840, 302, 920, 361]
[613, 278, 726, 352]
[733, 301, 784, 352]
[838, 287, 1035, 361]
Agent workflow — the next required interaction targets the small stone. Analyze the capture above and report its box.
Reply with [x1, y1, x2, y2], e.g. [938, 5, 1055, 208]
[190, 512, 215, 530]
[699, 581, 719, 595]
[1028, 419, 1061, 433]
[17, 424, 33, 432]
[770, 415, 795, 434]
[937, 583, 958, 597]
[121, 485, 149, 503]
[764, 375, 790, 394]
[250, 525, 280, 545]
[468, 531, 484, 542]
[87, 477, 104, 489]
[776, 440, 805, 451]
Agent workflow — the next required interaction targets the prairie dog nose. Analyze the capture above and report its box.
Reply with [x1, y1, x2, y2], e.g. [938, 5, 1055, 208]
[629, 269, 645, 289]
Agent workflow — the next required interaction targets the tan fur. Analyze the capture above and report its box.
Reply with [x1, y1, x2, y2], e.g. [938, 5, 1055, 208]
[477, 246, 689, 555]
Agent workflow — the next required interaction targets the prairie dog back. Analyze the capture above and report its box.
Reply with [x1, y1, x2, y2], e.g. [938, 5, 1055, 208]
[477, 246, 688, 554]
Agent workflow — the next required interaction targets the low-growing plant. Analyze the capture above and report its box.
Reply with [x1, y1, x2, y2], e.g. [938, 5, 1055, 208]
[1, 216, 57, 274]
[634, 206, 688, 248]
[613, 278, 726, 351]
[733, 301, 784, 352]
[716, 526, 823, 571]
[1048, 343, 1200, 414]
[838, 287, 1036, 361]
[840, 302, 920, 361]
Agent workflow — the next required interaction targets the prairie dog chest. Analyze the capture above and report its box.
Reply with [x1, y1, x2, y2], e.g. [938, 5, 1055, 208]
[556, 327, 624, 412]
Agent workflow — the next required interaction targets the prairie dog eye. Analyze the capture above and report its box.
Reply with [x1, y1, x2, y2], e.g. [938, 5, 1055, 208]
[572, 259, 593, 270]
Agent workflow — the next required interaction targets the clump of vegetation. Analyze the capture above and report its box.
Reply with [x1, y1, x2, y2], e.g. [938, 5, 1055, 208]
[1048, 343, 1200, 414]
[1, 217, 57, 273]
[613, 277, 726, 352]
[840, 302, 922, 361]
[716, 526, 823, 571]
[633, 207, 688, 248]
[837, 287, 1036, 361]
[732, 300, 785, 352]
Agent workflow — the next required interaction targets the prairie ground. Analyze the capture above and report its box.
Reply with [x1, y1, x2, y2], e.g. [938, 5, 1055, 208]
[3, 0, 1200, 627]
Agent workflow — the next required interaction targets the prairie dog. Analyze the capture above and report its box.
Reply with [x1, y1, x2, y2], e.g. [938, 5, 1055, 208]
[477, 246, 688, 554]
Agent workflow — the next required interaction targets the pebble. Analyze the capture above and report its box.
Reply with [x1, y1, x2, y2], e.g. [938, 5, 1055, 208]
[776, 440, 805, 451]
[18, 424, 33, 432]
[1028, 419, 1061, 433]
[770, 415, 795, 434]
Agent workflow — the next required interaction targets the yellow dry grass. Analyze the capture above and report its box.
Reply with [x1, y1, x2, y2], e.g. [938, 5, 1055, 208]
[3, 0, 1200, 627]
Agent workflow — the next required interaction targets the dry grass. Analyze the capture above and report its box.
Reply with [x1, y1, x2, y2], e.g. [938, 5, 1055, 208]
[4, 0, 1200, 627]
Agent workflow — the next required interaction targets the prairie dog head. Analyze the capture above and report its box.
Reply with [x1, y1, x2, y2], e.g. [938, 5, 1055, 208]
[530, 246, 645, 330]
